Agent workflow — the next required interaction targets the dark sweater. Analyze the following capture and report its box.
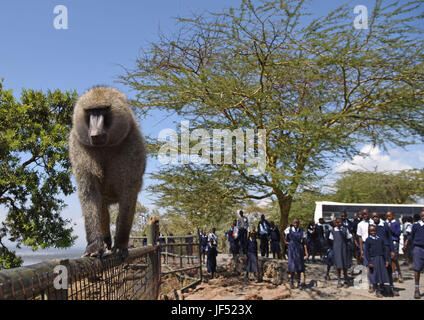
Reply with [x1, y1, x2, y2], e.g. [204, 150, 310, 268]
[247, 239, 258, 254]
[411, 222, 424, 247]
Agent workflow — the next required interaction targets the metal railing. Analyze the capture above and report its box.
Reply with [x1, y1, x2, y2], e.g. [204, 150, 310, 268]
[0, 217, 162, 300]
[0, 218, 202, 300]
[132, 232, 202, 294]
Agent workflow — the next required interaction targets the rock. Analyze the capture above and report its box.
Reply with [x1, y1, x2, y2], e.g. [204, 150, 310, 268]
[245, 293, 263, 300]
[271, 290, 291, 300]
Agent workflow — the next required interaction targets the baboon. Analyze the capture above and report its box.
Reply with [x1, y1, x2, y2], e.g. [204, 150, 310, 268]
[69, 86, 146, 257]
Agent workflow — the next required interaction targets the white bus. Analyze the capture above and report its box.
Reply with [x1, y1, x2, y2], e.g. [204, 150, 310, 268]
[314, 201, 423, 222]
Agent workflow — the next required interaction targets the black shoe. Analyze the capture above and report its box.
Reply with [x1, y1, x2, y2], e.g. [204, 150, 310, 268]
[392, 288, 400, 297]
[368, 285, 375, 293]
[343, 282, 349, 288]
[290, 282, 295, 289]
[376, 290, 383, 298]
[414, 289, 421, 299]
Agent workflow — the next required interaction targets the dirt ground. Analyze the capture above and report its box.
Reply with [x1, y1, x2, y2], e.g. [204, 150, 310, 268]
[183, 254, 423, 300]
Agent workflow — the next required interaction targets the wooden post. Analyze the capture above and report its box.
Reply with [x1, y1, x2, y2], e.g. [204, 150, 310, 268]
[165, 236, 168, 265]
[198, 229, 202, 282]
[146, 216, 159, 299]
[179, 238, 183, 270]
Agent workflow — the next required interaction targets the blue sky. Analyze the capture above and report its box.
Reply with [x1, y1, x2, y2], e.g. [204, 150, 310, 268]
[0, 0, 423, 247]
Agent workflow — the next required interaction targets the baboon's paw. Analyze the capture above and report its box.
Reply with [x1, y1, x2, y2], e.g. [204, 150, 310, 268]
[83, 240, 105, 258]
[112, 247, 129, 259]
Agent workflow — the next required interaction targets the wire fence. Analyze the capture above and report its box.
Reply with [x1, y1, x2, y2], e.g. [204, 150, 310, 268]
[0, 217, 201, 300]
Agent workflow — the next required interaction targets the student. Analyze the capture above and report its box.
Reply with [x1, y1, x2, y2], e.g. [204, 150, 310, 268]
[284, 219, 308, 289]
[365, 225, 391, 298]
[206, 239, 218, 279]
[340, 211, 354, 274]
[208, 228, 218, 247]
[402, 216, 413, 266]
[237, 210, 249, 254]
[225, 223, 238, 258]
[245, 231, 259, 282]
[200, 230, 208, 264]
[325, 220, 336, 280]
[329, 218, 352, 288]
[269, 221, 281, 259]
[370, 212, 398, 297]
[307, 221, 321, 263]
[341, 211, 353, 232]
[352, 211, 363, 265]
[317, 218, 328, 259]
[386, 211, 403, 283]
[404, 211, 424, 299]
[357, 209, 372, 292]
[257, 214, 271, 257]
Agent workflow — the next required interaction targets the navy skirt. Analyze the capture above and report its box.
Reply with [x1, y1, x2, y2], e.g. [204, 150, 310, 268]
[245, 252, 258, 272]
[369, 256, 390, 284]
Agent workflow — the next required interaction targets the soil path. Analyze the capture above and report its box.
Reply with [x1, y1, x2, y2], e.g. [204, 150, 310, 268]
[183, 254, 422, 300]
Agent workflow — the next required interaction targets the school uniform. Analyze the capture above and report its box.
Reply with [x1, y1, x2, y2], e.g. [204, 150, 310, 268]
[237, 216, 249, 254]
[269, 226, 281, 255]
[357, 219, 371, 266]
[307, 224, 321, 259]
[208, 233, 218, 246]
[315, 223, 326, 254]
[342, 218, 354, 260]
[200, 234, 208, 254]
[326, 238, 334, 267]
[365, 235, 390, 285]
[410, 220, 424, 272]
[258, 219, 271, 257]
[206, 244, 218, 274]
[225, 228, 238, 255]
[352, 217, 362, 257]
[403, 222, 413, 261]
[285, 226, 306, 273]
[329, 226, 352, 269]
[387, 219, 402, 260]
[245, 238, 258, 273]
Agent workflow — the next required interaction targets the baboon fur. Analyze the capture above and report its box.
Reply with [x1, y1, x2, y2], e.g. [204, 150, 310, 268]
[69, 86, 146, 257]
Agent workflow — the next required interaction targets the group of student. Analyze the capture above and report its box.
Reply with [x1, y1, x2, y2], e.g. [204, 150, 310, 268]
[200, 208, 424, 299]
[285, 209, 424, 299]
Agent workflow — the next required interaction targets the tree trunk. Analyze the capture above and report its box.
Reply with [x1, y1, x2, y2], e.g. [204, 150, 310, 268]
[276, 191, 292, 234]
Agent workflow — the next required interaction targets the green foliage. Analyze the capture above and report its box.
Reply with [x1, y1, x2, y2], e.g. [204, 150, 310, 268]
[0, 80, 78, 268]
[120, 0, 424, 232]
[330, 169, 424, 204]
[148, 164, 246, 230]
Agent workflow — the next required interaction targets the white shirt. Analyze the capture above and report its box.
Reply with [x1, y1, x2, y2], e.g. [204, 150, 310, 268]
[328, 226, 352, 241]
[403, 222, 412, 235]
[369, 220, 385, 227]
[357, 219, 371, 242]
[208, 233, 218, 244]
[284, 226, 307, 239]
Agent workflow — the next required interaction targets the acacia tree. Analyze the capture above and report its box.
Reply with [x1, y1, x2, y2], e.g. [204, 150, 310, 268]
[0, 81, 77, 268]
[120, 0, 424, 232]
[330, 169, 424, 204]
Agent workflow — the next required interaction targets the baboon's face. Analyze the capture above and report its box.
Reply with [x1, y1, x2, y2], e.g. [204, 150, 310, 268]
[85, 106, 111, 146]
[73, 87, 133, 147]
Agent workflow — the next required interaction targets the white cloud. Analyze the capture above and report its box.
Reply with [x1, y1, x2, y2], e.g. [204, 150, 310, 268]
[334, 145, 413, 173]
